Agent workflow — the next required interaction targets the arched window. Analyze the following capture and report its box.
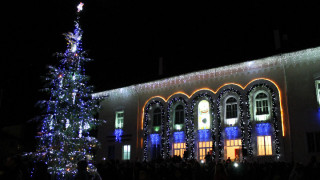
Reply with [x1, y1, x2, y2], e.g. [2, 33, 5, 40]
[254, 92, 270, 121]
[153, 108, 161, 127]
[198, 100, 210, 129]
[225, 97, 238, 124]
[175, 105, 184, 125]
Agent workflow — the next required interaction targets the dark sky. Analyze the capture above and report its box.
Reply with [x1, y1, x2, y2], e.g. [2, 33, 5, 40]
[1, 0, 320, 128]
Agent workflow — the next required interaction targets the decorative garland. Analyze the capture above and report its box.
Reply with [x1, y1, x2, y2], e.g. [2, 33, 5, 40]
[246, 83, 281, 158]
[216, 88, 244, 161]
[190, 93, 215, 160]
[166, 97, 188, 158]
[143, 100, 165, 161]
[143, 83, 281, 161]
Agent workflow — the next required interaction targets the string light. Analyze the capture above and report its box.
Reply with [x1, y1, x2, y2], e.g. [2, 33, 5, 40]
[143, 100, 165, 161]
[246, 83, 281, 158]
[166, 97, 188, 158]
[93, 46, 320, 100]
[27, 2, 105, 178]
[190, 93, 215, 160]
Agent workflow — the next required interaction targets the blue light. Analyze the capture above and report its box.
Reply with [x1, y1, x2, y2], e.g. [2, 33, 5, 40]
[256, 123, 272, 136]
[198, 129, 210, 141]
[225, 127, 239, 139]
[150, 134, 160, 145]
[114, 129, 123, 142]
[173, 131, 185, 143]
[316, 108, 320, 123]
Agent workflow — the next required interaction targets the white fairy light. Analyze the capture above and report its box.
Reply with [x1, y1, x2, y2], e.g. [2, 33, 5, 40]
[93, 46, 320, 99]
[77, 2, 84, 12]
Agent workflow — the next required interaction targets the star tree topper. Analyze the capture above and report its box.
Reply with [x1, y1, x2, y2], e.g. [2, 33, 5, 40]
[77, 2, 84, 12]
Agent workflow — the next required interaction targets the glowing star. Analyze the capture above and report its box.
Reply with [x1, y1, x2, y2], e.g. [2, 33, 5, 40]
[77, 2, 84, 12]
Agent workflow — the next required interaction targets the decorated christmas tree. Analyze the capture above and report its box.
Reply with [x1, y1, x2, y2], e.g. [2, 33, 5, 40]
[32, 2, 103, 178]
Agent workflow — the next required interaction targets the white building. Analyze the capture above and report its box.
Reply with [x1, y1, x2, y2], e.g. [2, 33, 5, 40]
[94, 47, 320, 164]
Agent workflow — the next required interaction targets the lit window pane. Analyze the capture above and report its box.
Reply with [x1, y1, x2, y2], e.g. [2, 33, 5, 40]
[199, 141, 212, 160]
[265, 136, 272, 155]
[257, 136, 265, 156]
[116, 111, 124, 129]
[173, 143, 185, 157]
[123, 145, 131, 160]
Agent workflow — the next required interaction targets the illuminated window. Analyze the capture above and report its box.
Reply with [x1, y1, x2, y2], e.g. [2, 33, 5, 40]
[115, 111, 124, 129]
[173, 143, 186, 157]
[257, 136, 272, 156]
[123, 145, 131, 160]
[254, 92, 270, 121]
[315, 81, 320, 106]
[225, 97, 237, 125]
[153, 108, 161, 126]
[198, 100, 210, 129]
[225, 139, 241, 160]
[198, 141, 212, 160]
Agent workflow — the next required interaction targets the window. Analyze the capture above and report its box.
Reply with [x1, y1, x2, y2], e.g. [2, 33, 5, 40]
[225, 97, 237, 125]
[153, 108, 161, 127]
[254, 92, 270, 121]
[198, 141, 212, 160]
[175, 105, 184, 124]
[198, 100, 210, 130]
[174, 105, 184, 130]
[257, 136, 272, 156]
[315, 80, 320, 106]
[306, 132, 320, 153]
[173, 142, 186, 157]
[123, 145, 131, 160]
[225, 139, 241, 160]
[115, 111, 124, 129]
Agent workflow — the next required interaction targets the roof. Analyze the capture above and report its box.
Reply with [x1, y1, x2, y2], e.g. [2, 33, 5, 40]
[93, 46, 320, 99]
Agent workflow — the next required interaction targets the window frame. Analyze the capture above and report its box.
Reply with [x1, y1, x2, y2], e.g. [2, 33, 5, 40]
[198, 100, 211, 130]
[174, 105, 184, 124]
[253, 91, 271, 121]
[257, 135, 272, 156]
[153, 108, 162, 127]
[315, 80, 320, 106]
[198, 141, 213, 160]
[224, 96, 238, 125]
[173, 142, 186, 157]
[115, 111, 124, 129]
[122, 144, 131, 160]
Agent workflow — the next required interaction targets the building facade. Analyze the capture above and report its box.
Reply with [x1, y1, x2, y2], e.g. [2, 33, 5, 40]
[94, 47, 320, 164]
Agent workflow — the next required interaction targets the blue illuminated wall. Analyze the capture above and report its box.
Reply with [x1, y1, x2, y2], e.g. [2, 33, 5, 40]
[173, 131, 185, 143]
[150, 134, 161, 145]
[225, 127, 240, 139]
[198, 129, 211, 141]
[114, 129, 123, 142]
[256, 123, 272, 136]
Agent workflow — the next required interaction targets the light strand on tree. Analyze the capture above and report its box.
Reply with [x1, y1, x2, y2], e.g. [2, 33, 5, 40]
[27, 2, 105, 178]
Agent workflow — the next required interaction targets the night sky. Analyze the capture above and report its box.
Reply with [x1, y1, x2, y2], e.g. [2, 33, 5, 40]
[1, 0, 320, 149]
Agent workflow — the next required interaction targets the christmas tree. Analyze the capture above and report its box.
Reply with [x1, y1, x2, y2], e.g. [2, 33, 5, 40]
[32, 2, 103, 178]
